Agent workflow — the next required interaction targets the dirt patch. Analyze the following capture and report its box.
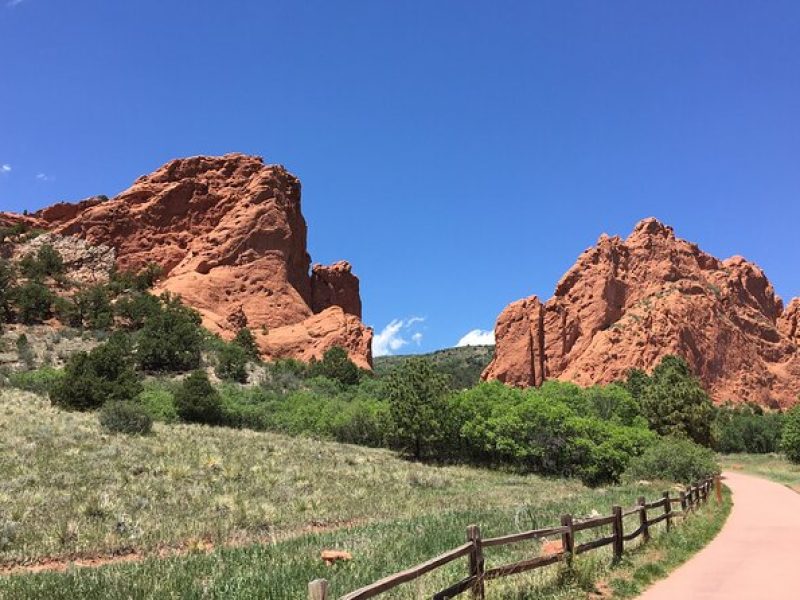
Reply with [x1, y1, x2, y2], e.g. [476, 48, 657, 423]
[0, 518, 364, 577]
[587, 580, 613, 599]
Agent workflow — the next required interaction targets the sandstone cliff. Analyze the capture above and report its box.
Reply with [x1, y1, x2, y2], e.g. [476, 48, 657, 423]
[9, 154, 373, 368]
[483, 218, 800, 407]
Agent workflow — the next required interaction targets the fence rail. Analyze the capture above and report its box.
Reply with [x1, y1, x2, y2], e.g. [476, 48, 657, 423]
[308, 476, 721, 600]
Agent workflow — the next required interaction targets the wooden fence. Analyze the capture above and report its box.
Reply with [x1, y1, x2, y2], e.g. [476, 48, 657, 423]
[308, 476, 721, 600]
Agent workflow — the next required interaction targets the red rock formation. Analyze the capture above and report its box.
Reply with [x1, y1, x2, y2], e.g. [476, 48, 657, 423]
[0, 212, 43, 229]
[483, 218, 800, 407]
[34, 197, 105, 226]
[10, 154, 372, 368]
[311, 261, 363, 318]
[779, 298, 800, 345]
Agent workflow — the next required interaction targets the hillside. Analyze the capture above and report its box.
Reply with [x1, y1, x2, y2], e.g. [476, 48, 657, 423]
[374, 345, 494, 389]
[484, 218, 800, 407]
[0, 388, 720, 599]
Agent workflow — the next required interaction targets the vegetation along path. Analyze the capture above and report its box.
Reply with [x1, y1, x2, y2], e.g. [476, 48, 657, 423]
[638, 470, 800, 599]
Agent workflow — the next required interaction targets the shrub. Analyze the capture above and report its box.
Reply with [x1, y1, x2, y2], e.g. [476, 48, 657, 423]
[108, 263, 163, 294]
[137, 383, 178, 423]
[15, 333, 35, 369]
[0, 259, 15, 324]
[623, 437, 719, 484]
[233, 327, 260, 360]
[174, 370, 224, 425]
[19, 244, 64, 281]
[114, 292, 161, 330]
[781, 405, 800, 463]
[630, 356, 715, 446]
[308, 346, 361, 386]
[7, 367, 63, 395]
[136, 294, 203, 372]
[50, 336, 142, 411]
[99, 401, 153, 435]
[451, 381, 655, 485]
[14, 282, 54, 324]
[714, 403, 783, 453]
[215, 342, 249, 383]
[73, 285, 114, 330]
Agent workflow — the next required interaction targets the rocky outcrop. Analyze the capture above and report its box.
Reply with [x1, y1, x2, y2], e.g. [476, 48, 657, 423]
[34, 197, 105, 226]
[14, 233, 115, 285]
[779, 298, 800, 345]
[0, 212, 43, 230]
[483, 218, 800, 407]
[11, 153, 372, 368]
[311, 261, 363, 318]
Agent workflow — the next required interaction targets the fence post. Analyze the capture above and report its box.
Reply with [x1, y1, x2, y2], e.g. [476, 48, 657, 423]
[679, 490, 687, 513]
[611, 506, 624, 562]
[663, 491, 672, 531]
[308, 579, 328, 600]
[637, 496, 650, 543]
[560, 514, 574, 564]
[466, 524, 485, 599]
[715, 475, 722, 504]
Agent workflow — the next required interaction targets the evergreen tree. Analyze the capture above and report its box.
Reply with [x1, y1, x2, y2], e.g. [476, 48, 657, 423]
[175, 370, 224, 425]
[635, 355, 714, 446]
[386, 357, 450, 459]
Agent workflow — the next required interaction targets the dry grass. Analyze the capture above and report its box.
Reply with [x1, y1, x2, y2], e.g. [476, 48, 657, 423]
[0, 388, 593, 565]
[718, 453, 800, 490]
[0, 388, 731, 598]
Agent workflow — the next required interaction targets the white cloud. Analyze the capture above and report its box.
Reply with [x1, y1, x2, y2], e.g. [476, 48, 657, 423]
[456, 329, 495, 347]
[373, 317, 425, 356]
[1, 164, 11, 173]
[36, 172, 50, 181]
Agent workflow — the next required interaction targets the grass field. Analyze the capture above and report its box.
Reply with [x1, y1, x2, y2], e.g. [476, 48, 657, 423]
[0, 388, 730, 598]
[719, 453, 800, 491]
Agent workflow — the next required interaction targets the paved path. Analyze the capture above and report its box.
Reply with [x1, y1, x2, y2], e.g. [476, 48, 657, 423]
[637, 470, 800, 599]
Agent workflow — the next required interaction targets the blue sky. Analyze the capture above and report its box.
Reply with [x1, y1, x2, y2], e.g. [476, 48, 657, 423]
[2, 1, 800, 355]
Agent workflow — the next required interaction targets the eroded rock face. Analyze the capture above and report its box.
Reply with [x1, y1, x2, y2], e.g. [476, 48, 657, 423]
[16, 153, 372, 368]
[483, 218, 800, 407]
[14, 233, 115, 286]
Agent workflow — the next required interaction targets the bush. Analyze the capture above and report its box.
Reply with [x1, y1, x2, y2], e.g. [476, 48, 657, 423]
[15, 333, 35, 369]
[50, 336, 142, 411]
[623, 437, 719, 484]
[308, 346, 361, 386]
[628, 356, 715, 446]
[174, 370, 224, 425]
[781, 405, 800, 463]
[114, 292, 161, 330]
[99, 401, 153, 435]
[19, 244, 64, 281]
[137, 383, 178, 423]
[714, 403, 783, 453]
[136, 294, 204, 372]
[0, 259, 15, 324]
[74, 285, 114, 330]
[7, 367, 63, 395]
[215, 342, 249, 383]
[450, 381, 655, 485]
[109, 263, 163, 294]
[233, 327, 260, 360]
[14, 282, 54, 324]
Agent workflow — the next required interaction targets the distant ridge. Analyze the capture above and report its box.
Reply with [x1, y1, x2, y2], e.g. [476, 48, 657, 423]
[374, 345, 494, 389]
